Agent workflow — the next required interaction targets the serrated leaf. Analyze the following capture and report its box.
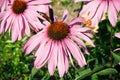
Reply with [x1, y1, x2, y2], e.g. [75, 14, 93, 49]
[75, 68, 92, 80]
[96, 68, 118, 76]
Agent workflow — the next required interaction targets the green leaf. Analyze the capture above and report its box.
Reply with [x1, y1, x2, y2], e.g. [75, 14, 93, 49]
[60, 1, 69, 6]
[29, 67, 38, 79]
[21, 36, 28, 42]
[87, 58, 96, 64]
[112, 52, 120, 65]
[22, 64, 29, 73]
[32, 67, 38, 77]
[96, 68, 118, 76]
[92, 65, 105, 73]
[91, 74, 98, 80]
[41, 72, 50, 80]
[75, 68, 92, 80]
[5, 40, 13, 43]
[67, 71, 74, 80]
[6, 44, 15, 48]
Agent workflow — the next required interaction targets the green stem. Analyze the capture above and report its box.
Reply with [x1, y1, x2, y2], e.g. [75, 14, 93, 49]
[109, 25, 113, 79]
[110, 26, 113, 67]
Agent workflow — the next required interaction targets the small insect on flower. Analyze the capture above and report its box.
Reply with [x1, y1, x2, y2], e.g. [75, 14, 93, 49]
[75, 0, 120, 27]
[23, 7, 95, 77]
[0, 0, 51, 42]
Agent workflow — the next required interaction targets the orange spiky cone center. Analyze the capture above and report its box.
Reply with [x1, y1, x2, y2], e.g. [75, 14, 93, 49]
[12, 0, 27, 14]
[47, 22, 69, 40]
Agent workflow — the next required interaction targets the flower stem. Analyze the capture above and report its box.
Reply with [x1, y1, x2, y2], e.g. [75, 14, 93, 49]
[109, 25, 113, 79]
[110, 26, 113, 67]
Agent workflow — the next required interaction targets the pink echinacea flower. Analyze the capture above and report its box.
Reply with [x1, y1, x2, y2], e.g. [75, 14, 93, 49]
[75, 0, 120, 27]
[0, 0, 51, 42]
[23, 9, 95, 77]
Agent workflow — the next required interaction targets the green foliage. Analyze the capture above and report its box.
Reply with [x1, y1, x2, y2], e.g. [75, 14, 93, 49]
[95, 68, 118, 76]
[0, 33, 34, 80]
[60, 1, 70, 7]
[29, 67, 38, 79]
[75, 68, 92, 80]
[112, 52, 120, 65]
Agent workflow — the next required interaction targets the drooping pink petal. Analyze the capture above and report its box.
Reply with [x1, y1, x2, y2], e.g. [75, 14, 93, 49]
[70, 25, 90, 32]
[80, 0, 101, 19]
[0, 11, 11, 34]
[114, 48, 120, 52]
[91, 0, 107, 26]
[23, 31, 44, 51]
[61, 41, 76, 68]
[68, 17, 85, 26]
[34, 40, 52, 69]
[25, 36, 42, 55]
[70, 35, 89, 54]
[34, 36, 49, 57]
[24, 8, 45, 31]
[60, 42, 69, 74]
[87, 0, 102, 19]
[17, 15, 24, 40]
[22, 15, 30, 36]
[5, 14, 15, 32]
[74, 32, 95, 47]
[64, 38, 87, 67]
[23, 32, 46, 55]
[108, 1, 117, 26]
[57, 42, 66, 77]
[0, 19, 6, 34]
[48, 41, 58, 75]
[62, 47, 69, 73]
[112, 0, 120, 12]
[115, 33, 120, 38]
[83, 33, 93, 38]
[11, 17, 19, 42]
